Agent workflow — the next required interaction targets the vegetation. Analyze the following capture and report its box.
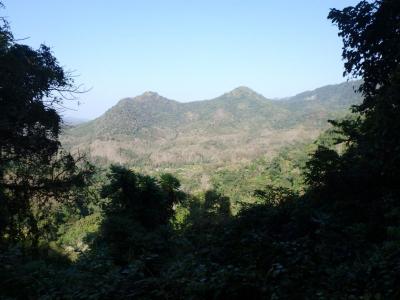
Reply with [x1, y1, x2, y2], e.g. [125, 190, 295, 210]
[61, 81, 362, 196]
[0, 13, 93, 250]
[61, 81, 362, 169]
[1, 0, 400, 299]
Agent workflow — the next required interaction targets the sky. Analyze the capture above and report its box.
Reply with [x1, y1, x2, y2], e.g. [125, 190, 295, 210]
[5, 0, 360, 120]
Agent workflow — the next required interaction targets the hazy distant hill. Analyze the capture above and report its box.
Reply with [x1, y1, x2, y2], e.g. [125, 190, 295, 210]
[62, 116, 89, 126]
[61, 81, 361, 168]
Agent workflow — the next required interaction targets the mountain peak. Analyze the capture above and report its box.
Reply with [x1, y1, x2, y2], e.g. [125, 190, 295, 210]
[226, 86, 259, 97]
[141, 91, 159, 97]
[132, 91, 166, 102]
[233, 86, 254, 92]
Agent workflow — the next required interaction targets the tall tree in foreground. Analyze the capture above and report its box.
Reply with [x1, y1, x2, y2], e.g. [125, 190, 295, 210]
[328, 0, 400, 179]
[99, 166, 181, 264]
[306, 0, 400, 239]
[0, 13, 92, 247]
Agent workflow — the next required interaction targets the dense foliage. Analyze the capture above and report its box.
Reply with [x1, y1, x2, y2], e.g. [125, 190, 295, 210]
[1, 0, 400, 299]
[0, 14, 93, 250]
[62, 81, 362, 170]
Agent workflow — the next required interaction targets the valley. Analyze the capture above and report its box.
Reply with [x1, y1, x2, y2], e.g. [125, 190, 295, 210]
[62, 81, 361, 193]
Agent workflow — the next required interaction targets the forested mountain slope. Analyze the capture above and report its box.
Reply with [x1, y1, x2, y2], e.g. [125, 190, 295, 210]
[62, 81, 361, 167]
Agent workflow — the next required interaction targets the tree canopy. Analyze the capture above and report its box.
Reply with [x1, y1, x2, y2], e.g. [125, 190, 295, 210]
[0, 14, 92, 247]
[2, 1, 400, 299]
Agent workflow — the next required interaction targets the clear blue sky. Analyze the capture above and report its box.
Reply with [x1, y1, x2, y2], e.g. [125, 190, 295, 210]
[5, 0, 359, 119]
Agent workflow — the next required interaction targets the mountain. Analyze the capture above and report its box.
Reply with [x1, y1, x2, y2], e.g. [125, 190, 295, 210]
[61, 81, 362, 169]
[62, 116, 89, 126]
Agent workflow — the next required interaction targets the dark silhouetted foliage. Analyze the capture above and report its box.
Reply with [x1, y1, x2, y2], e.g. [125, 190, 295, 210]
[2, 1, 400, 299]
[0, 9, 93, 248]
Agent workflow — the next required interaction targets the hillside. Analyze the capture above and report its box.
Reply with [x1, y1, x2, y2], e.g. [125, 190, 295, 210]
[61, 81, 361, 169]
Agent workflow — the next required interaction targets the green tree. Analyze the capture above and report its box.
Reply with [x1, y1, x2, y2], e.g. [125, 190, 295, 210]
[204, 190, 231, 216]
[159, 173, 184, 208]
[99, 166, 180, 264]
[101, 166, 178, 228]
[329, 0, 400, 107]
[304, 0, 400, 241]
[327, 0, 400, 183]
[0, 13, 92, 247]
